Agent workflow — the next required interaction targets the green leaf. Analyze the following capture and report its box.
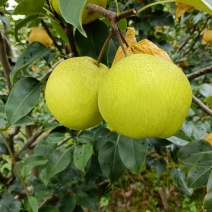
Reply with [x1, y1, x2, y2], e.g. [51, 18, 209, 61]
[98, 140, 126, 183]
[177, 140, 212, 165]
[74, 143, 93, 173]
[177, 0, 212, 15]
[146, 156, 167, 178]
[59, 0, 87, 37]
[0, 192, 21, 212]
[45, 147, 72, 184]
[167, 127, 192, 146]
[10, 42, 51, 84]
[14, 14, 39, 43]
[13, 0, 45, 15]
[171, 167, 193, 197]
[75, 19, 109, 65]
[14, 116, 34, 126]
[5, 77, 40, 126]
[188, 152, 212, 188]
[118, 136, 148, 174]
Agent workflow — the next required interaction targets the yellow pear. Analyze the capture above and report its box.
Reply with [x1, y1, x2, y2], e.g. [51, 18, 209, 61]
[45, 56, 108, 130]
[98, 54, 192, 139]
[28, 27, 53, 47]
[49, 0, 107, 25]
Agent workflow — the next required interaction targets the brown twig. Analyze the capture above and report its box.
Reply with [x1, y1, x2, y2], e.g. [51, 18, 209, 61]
[0, 30, 12, 91]
[41, 19, 64, 54]
[192, 95, 212, 116]
[66, 23, 78, 57]
[57, 135, 72, 147]
[0, 132, 30, 197]
[96, 30, 114, 66]
[186, 65, 212, 80]
[86, 4, 138, 60]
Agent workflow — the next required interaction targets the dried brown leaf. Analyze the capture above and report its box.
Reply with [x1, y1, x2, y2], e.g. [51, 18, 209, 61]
[112, 27, 172, 65]
[175, 2, 194, 19]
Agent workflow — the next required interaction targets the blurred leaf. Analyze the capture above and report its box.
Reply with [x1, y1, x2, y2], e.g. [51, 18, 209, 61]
[10, 42, 51, 84]
[150, 11, 174, 27]
[146, 156, 167, 178]
[75, 20, 109, 65]
[0, 0, 7, 7]
[59, 0, 86, 36]
[14, 14, 38, 43]
[204, 191, 212, 210]
[188, 152, 212, 188]
[171, 167, 193, 196]
[0, 106, 6, 118]
[5, 77, 40, 126]
[0, 192, 21, 212]
[24, 154, 48, 166]
[57, 195, 76, 212]
[204, 96, 212, 106]
[207, 170, 212, 192]
[200, 83, 212, 97]
[118, 136, 148, 174]
[45, 147, 72, 184]
[98, 140, 126, 183]
[178, 140, 212, 165]
[13, 0, 45, 15]
[74, 143, 93, 173]
[39, 206, 59, 212]
[51, 19, 68, 42]
[27, 196, 38, 212]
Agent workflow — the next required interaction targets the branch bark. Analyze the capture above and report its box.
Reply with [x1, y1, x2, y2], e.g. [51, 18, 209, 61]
[192, 95, 212, 116]
[186, 65, 212, 80]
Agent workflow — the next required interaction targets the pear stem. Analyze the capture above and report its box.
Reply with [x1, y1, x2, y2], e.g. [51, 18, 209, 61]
[96, 30, 114, 66]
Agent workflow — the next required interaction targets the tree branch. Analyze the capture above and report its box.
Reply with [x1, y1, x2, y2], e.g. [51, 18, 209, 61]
[192, 95, 212, 116]
[0, 30, 12, 91]
[65, 23, 78, 57]
[186, 65, 212, 80]
[15, 128, 44, 160]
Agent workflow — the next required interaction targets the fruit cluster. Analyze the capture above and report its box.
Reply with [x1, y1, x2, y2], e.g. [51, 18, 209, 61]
[45, 54, 192, 139]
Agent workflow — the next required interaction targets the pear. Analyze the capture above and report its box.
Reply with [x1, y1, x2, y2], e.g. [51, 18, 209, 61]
[98, 54, 192, 139]
[28, 27, 53, 47]
[49, 0, 107, 25]
[45, 56, 108, 130]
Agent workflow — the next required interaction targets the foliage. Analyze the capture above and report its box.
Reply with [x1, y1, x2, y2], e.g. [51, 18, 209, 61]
[0, 0, 212, 211]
